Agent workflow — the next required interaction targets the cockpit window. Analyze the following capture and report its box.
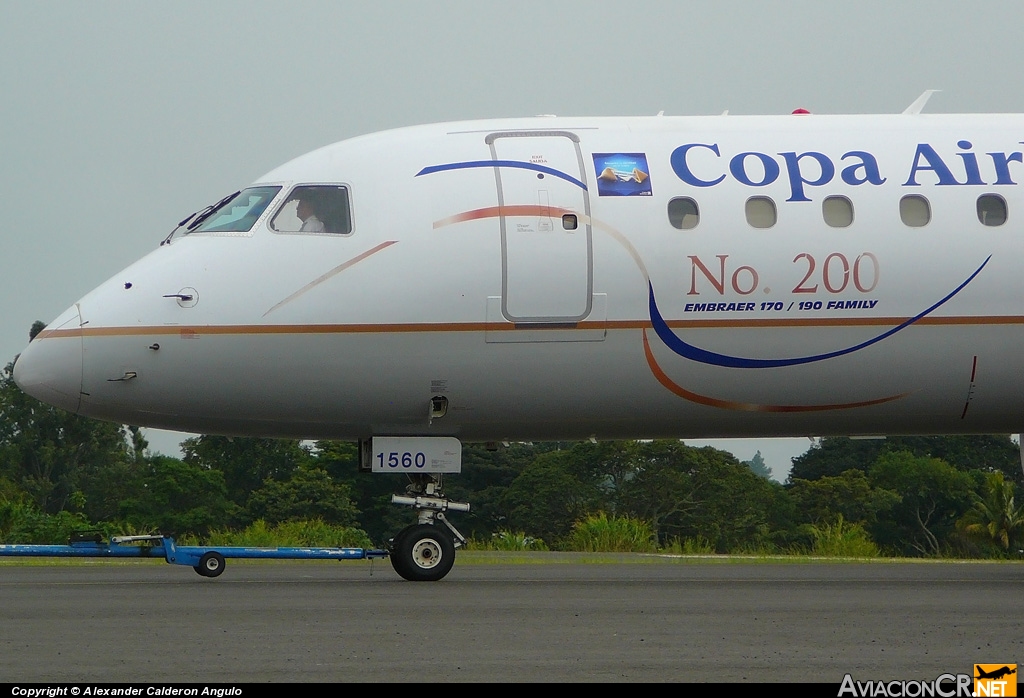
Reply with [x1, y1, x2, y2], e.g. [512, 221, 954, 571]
[189, 186, 282, 233]
[271, 185, 352, 235]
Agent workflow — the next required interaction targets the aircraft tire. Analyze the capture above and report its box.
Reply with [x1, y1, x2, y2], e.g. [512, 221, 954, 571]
[387, 526, 414, 579]
[195, 551, 226, 578]
[390, 525, 454, 582]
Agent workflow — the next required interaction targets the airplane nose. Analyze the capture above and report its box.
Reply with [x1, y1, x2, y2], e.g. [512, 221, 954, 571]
[12, 307, 84, 414]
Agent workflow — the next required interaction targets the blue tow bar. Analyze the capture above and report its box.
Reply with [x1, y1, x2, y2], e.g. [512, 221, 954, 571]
[0, 534, 389, 577]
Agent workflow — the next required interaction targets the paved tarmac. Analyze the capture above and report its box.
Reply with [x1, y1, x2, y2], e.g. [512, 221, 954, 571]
[0, 556, 1021, 683]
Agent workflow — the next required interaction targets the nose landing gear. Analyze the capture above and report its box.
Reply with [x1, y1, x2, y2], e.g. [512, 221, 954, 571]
[360, 437, 468, 581]
[388, 473, 469, 581]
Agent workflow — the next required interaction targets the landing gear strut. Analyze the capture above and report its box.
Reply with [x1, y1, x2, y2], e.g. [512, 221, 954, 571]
[388, 473, 469, 581]
[360, 437, 468, 581]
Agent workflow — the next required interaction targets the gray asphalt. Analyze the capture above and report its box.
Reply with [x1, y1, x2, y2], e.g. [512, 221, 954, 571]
[0, 556, 1021, 683]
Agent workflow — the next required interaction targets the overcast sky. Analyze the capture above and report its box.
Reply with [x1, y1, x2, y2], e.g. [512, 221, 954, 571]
[4, 1, 1023, 477]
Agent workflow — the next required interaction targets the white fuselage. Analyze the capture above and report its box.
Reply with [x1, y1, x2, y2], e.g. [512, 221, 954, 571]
[14, 114, 1024, 440]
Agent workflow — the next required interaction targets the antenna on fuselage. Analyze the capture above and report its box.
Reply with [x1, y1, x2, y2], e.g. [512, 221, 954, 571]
[902, 90, 940, 115]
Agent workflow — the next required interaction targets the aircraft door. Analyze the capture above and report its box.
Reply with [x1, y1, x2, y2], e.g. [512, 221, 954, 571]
[487, 131, 593, 323]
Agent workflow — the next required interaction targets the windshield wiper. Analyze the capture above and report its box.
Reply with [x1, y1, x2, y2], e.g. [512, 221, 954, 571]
[160, 212, 198, 247]
[187, 190, 240, 231]
[160, 190, 241, 246]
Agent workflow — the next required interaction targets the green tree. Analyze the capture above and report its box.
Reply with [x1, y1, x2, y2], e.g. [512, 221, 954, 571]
[886, 436, 1021, 486]
[181, 436, 311, 508]
[673, 445, 782, 552]
[430, 442, 544, 540]
[790, 436, 1021, 488]
[957, 471, 1024, 552]
[868, 451, 977, 556]
[247, 464, 359, 526]
[0, 499, 93, 544]
[74, 426, 152, 524]
[743, 450, 772, 479]
[315, 440, 409, 544]
[788, 470, 900, 527]
[616, 440, 699, 542]
[118, 455, 239, 535]
[498, 447, 605, 544]
[0, 358, 130, 514]
[789, 437, 888, 481]
[556, 441, 638, 508]
[619, 441, 783, 551]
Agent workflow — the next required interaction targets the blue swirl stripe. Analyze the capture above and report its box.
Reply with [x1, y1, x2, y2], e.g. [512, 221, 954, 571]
[649, 256, 992, 369]
[417, 160, 587, 191]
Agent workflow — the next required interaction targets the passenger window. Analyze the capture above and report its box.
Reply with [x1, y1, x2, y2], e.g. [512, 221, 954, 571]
[822, 196, 854, 228]
[668, 197, 700, 229]
[977, 194, 1007, 226]
[189, 186, 282, 233]
[745, 197, 776, 228]
[271, 185, 352, 235]
[900, 195, 930, 227]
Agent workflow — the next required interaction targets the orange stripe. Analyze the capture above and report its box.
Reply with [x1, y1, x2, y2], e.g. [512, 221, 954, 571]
[264, 240, 398, 316]
[434, 205, 573, 228]
[37, 313, 1024, 339]
[641, 329, 908, 413]
[32, 314, 1024, 340]
[36, 321, 602, 339]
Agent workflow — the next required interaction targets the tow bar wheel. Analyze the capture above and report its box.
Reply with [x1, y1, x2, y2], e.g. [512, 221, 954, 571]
[390, 525, 455, 582]
[195, 551, 226, 578]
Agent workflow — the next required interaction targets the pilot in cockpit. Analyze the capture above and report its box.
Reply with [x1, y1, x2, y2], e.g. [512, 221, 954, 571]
[272, 185, 350, 235]
[293, 192, 326, 233]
